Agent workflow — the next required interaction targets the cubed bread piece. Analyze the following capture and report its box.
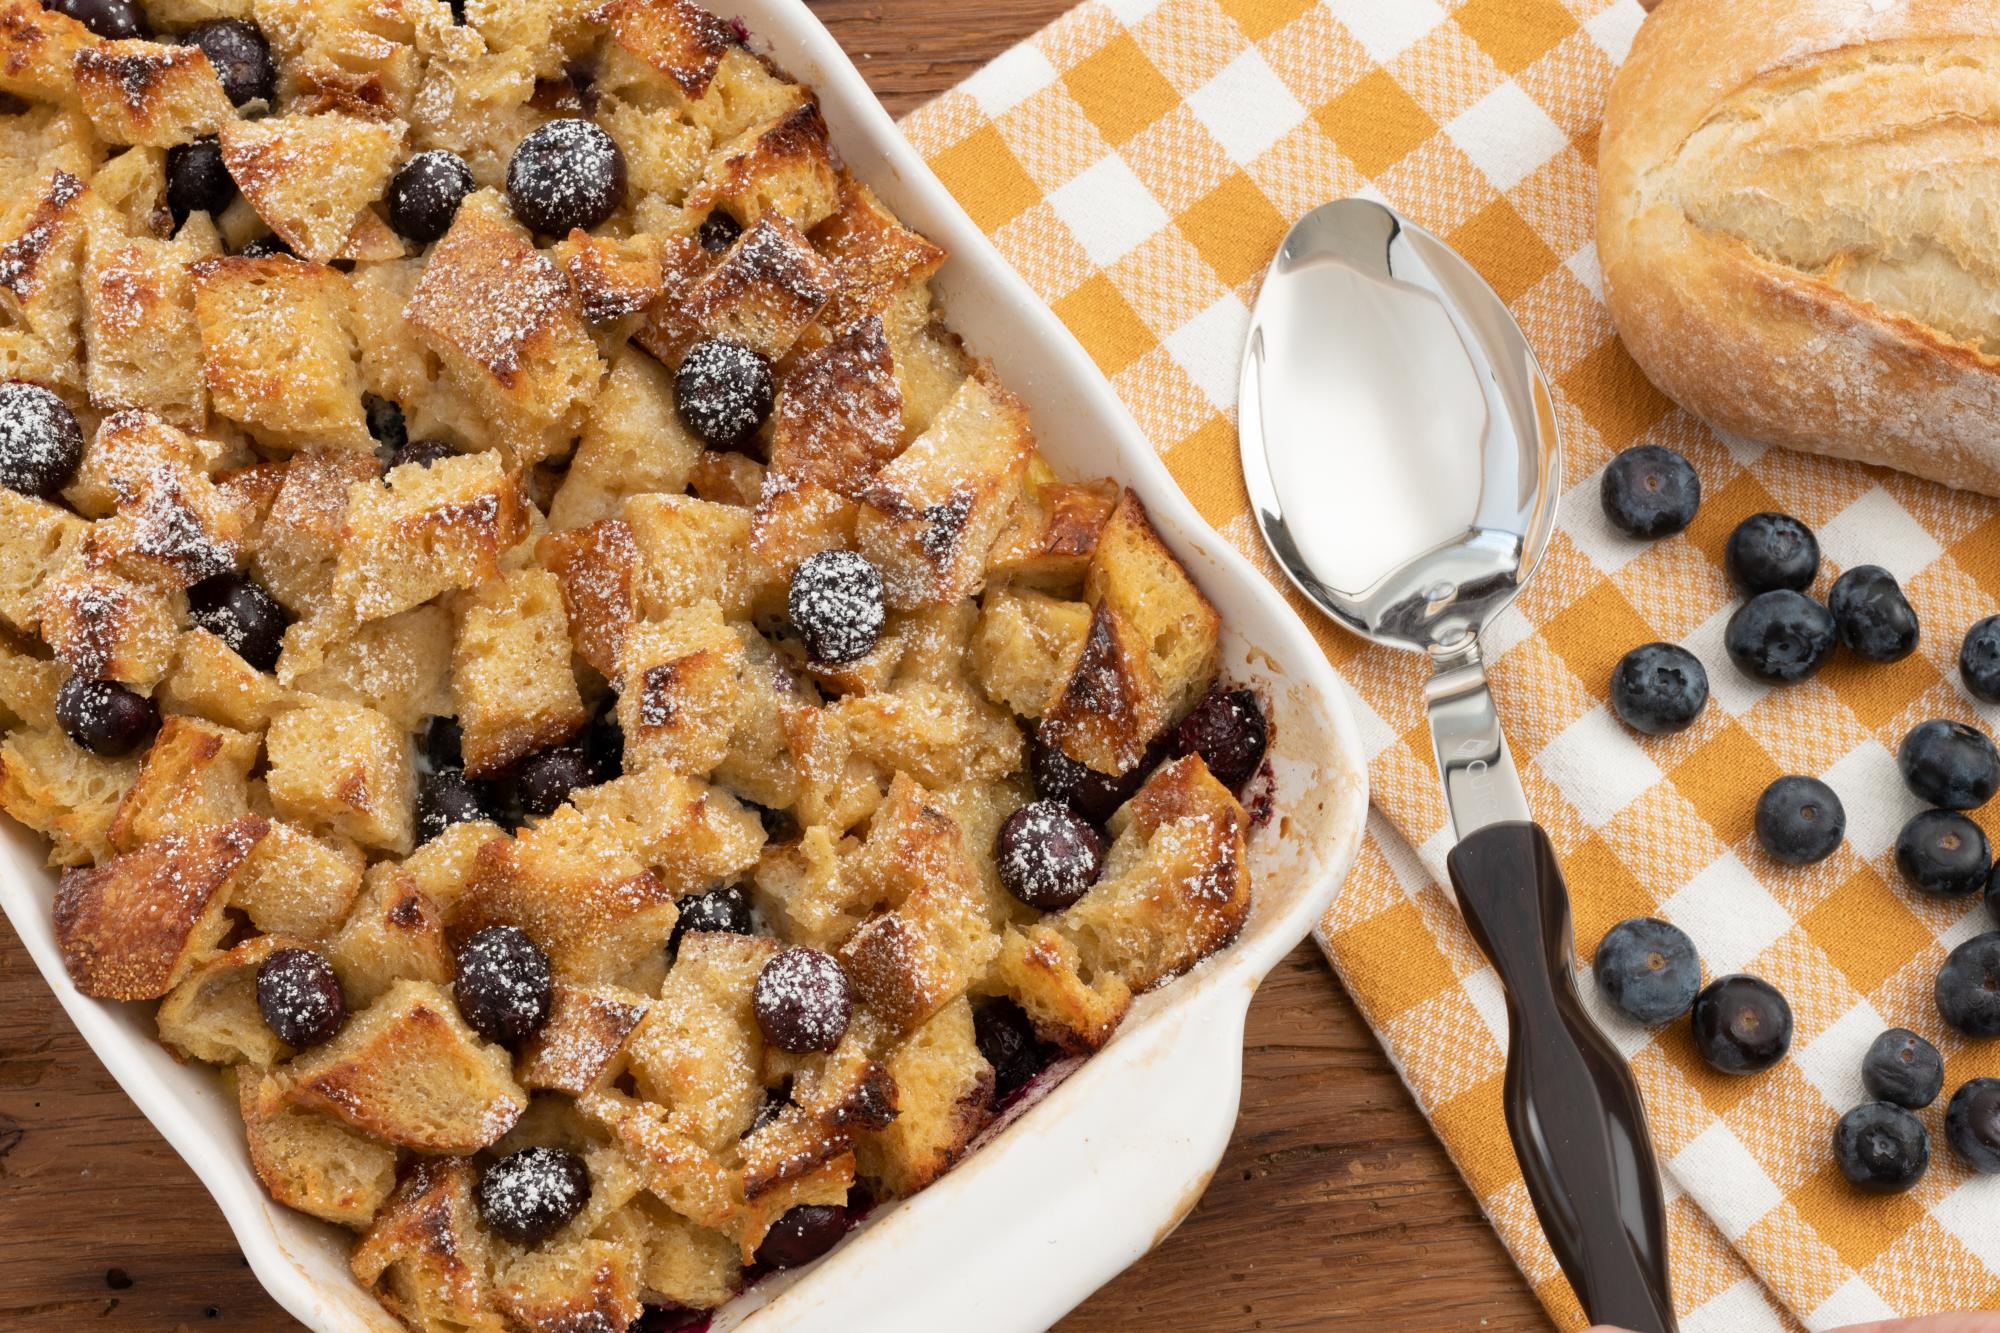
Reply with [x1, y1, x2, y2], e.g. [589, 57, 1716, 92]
[326, 866, 452, 1007]
[457, 0, 595, 71]
[229, 818, 365, 940]
[626, 931, 777, 1150]
[290, 603, 453, 731]
[992, 922, 1131, 1054]
[629, 1199, 740, 1311]
[766, 315, 902, 499]
[893, 597, 980, 688]
[683, 45, 806, 141]
[285, 978, 526, 1152]
[0, 729, 140, 867]
[265, 700, 416, 853]
[405, 190, 603, 464]
[600, 0, 733, 98]
[745, 477, 857, 606]
[856, 367, 1033, 609]
[158, 630, 292, 731]
[451, 568, 586, 776]
[401, 25, 542, 188]
[575, 1088, 739, 1236]
[742, 1018, 894, 1196]
[516, 982, 648, 1097]
[751, 824, 864, 951]
[986, 477, 1118, 594]
[547, 347, 702, 531]
[219, 112, 406, 262]
[397, 817, 502, 915]
[0, 0, 94, 105]
[239, 1070, 399, 1229]
[1038, 602, 1160, 778]
[810, 174, 946, 334]
[284, 24, 420, 123]
[0, 490, 85, 633]
[0, 644, 61, 732]
[973, 587, 1090, 719]
[0, 104, 95, 198]
[328, 450, 528, 623]
[39, 563, 182, 688]
[191, 255, 373, 452]
[453, 805, 680, 984]
[597, 94, 708, 204]
[83, 224, 209, 428]
[76, 421, 247, 594]
[624, 492, 755, 621]
[686, 101, 838, 233]
[251, 445, 381, 611]
[157, 933, 296, 1066]
[536, 517, 637, 677]
[106, 713, 258, 850]
[887, 304, 969, 441]
[52, 815, 268, 1000]
[636, 213, 833, 365]
[492, 1235, 645, 1333]
[555, 228, 665, 324]
[73, 41, 232, 145]
[834, 678, 1023, 790]
[856, 996, 991, 1195]
[351, 1157, 504, 1330]
[1084, 489, 1220, 726]
[0, 168, 90, 395]
[569, 766, 766, 898]
[686, 447, 763, 508]
[616, 600, 745, 778]
[344, 258, 485, 450]
[82, 143, 169, 240]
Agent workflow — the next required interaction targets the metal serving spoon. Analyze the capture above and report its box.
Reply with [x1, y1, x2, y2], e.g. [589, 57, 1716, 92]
[1239, 198, 1679, 1332]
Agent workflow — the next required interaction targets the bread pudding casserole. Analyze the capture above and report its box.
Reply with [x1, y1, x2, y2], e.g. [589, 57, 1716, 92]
[0, 0, 1270, 1326]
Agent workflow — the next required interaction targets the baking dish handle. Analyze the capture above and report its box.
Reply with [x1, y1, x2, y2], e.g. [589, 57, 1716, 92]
[1446, 821, 1679, 1333]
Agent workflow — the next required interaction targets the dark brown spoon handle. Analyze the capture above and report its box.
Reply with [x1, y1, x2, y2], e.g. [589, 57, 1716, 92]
[1446, 822, 1679, 1333]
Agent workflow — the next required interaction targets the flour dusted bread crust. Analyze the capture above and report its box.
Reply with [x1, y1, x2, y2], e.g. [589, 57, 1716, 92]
[1598, 0, 2000, 494]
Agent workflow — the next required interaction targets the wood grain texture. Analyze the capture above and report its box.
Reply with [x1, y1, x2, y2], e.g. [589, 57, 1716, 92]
[0, 3, 1551, 1328]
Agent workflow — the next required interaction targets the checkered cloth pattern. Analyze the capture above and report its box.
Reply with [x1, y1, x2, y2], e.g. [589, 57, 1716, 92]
[897, 0, 2000, 1327]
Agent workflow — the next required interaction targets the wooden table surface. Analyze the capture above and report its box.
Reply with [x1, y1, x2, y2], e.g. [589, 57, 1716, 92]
[0, 3, 1553, 1329]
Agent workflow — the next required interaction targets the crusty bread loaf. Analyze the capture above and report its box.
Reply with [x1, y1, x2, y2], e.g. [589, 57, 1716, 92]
[1599, 0, 2000, 494]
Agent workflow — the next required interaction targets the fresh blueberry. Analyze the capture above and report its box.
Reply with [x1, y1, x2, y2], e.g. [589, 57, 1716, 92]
[50, 0, 148, 39]
[1937, 933, 2000, 1037]
[505, 118, 626, 236]
[1593, 918, 1700, 1024]
[1861, 1028, 1944, 1110]
[363, 393, 407, 453]
[1724, 512, 1819, 595]
[425, 714, 465, 770]
[1753, 775, 1844, 866]
[1599, 445, 1700, 539]
[388, 149, 475, 245]
[675, 337, 775, 449]
[387, 438, 454, 471]
[453, 925, 553, 1046]
[54, 677, 159, 757]
[1898, 719, 2000, 810]
[415, 769, 489, 845]
[1724, 590, 1835, 684]
[185, 18, 274, 106]
[584, 696, 623, 782]
[235, 232, 292, 259]
[994, 800, 1105, 912]
[1962, 616, 2000, 704]
[1827, 565, 1919, 663]
[669, 884, 753, 957]
[477, 1147, 589, 1245]
[1946, 1078, 2000, 1173]
[787, 549, 884, 665]
[0, 380, 83, 498]
[1171, 687, 1268, 790]
[697, 209, 742, 252]
[753, 948, 852, 1054]
[1832, 1102, 1929, 1194]
[1030, 729, 1165, 826]
[754, 1203, 848, 1268]
[165, 138, 235, 228]
[1609, 642, 1708, 735]
[1690, 974, 1792, 1074]
[255, 947, 346, 1049]
[973, 997, 1053, 1104]
[186, 572, 289, 672]
[514, 744, 596, 816]
[1895, 809, 1990, 897]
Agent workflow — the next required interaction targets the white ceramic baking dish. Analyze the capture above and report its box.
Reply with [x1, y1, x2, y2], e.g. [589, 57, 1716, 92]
[0, 2, 1369, 1328]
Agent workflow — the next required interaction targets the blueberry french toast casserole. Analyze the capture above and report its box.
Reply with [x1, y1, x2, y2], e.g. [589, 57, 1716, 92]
[0, 0, 1270, 1325]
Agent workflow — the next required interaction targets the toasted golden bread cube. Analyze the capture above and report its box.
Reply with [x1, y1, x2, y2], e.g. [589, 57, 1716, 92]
[284, 24, 420, 123]
[328, 450, 528, 623]
[746, 479, 856, 613]
[687, 448, 763, 509]
[265, 700, 416, 853]
[811, 174, 946, 334]
[987, 477, 1118, 594]
[627, 932, 776, 1151]
[856, 996, 991, 1195]
[974, 587, 1090, 720]
[405, 190, 603, 463]
[106, 714, 257, 850]
[397, 817, 501, 915]
[157, 933, 295, 1066]
[52, 815, 268, 1000]
[328, 866, 455, 1007]
[624, 491, 753, 619]
[192, 255, 372, 452]
[451, 568, 586, 776]
[158, 629, 292, 731]
[0, 490, 85, 634]
[1085, 489, 1220, 726]
[219, 112, 405, 262]
[749, 824, 863, 952]
[569, 766, 766, 898]
[993, 922, 1131, 1053]
[0, 0, 93, 104]
[0, 644, 61, 733]
[517, 983, 648, 1097]
[249, 444, 380, 611]
[537, 518, 637, 677]
[83, 224, 210, 427]
[856, 368, 1032, 609]
[0, 104, 95, 196]
[628, 1200, 740, 1311]
[351, 1156, 504, 1331]
[285, 978, 525, 1152]
[555, 227, 665, 324]
[575, 1088, 738, 1236]
[492, 1236, 644, 1333]
[686, 102, 837, 233]
[229, 818, 366, 940]
[766, 315, 901, 499]
[683, 44, 805, 141]
[74, 41, 232, 146]
[0, 729, 140, 867]
[616, 601, 744, 778]
[887, 303, 969, 441]
[40, 564, 182, 688]
[834, 678, 1023, 790]
[290, 603, 453, 731]
[598, 94, 708, 204]
[239, 1070, 399, 1229]
[636, 213, 832, 365]
[600, 0, 733, 98]
[0, 168, 90, 394]
[547, 347, 702, 531]
[1039, 602, 1160, 778]
[77, 459, 248, 596]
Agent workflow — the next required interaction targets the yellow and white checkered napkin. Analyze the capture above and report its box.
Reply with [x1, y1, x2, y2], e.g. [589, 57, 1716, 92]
[900, 0, 2000, 1327]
